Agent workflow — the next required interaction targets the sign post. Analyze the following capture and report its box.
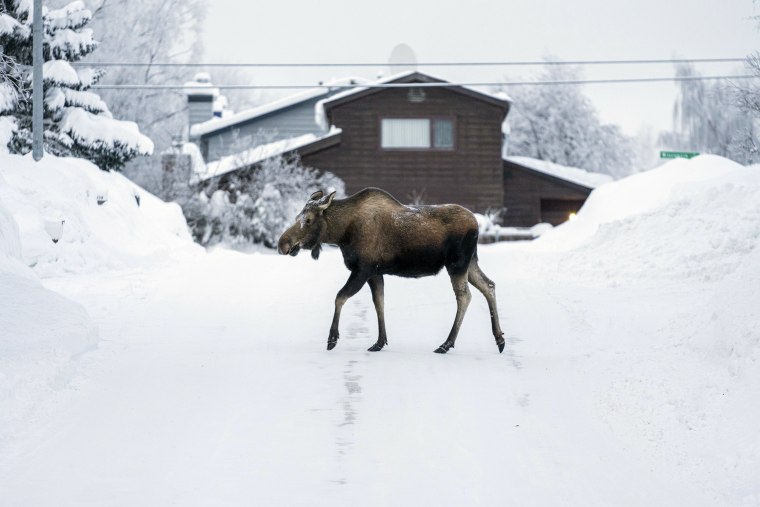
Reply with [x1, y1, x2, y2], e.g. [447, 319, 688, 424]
[660, 151, 699, 159]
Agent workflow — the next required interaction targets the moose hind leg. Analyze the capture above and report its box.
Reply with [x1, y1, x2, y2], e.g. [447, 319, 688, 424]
[328, 270, 369, 350]
[468, 260, 505, 353]
[367, 276, 388, 352]
[435, 271, 472, 354]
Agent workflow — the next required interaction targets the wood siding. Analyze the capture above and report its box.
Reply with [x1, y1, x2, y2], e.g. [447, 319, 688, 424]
[502, 160, 592, 226]
[301, 86, 506, 213]
[201, 99, 324, 162]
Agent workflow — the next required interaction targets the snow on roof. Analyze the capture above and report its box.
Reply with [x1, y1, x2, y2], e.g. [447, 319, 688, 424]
[190, 77, 368, 138]
[315, 70, 512, 130]
[505, 156, 613, 189]
[197, 127, 342, 182]
[183, 72, 219, 98]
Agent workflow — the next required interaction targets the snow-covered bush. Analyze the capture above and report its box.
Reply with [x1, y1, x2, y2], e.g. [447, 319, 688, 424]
[184, 155, 345, 248]
[0, 0, 153, 169]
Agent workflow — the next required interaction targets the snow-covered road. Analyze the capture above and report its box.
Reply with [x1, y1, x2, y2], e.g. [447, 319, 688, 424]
[2, 245, 741, 506]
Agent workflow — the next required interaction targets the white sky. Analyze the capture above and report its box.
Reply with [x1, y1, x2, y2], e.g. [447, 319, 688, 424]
[202, 0, 759, 137]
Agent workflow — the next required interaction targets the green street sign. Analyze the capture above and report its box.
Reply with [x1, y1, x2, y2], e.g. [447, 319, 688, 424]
[660, 151, 699, 159]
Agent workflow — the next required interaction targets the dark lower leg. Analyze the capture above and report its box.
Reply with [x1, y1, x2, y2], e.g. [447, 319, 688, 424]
[367, 276, 388, 352]
[328, 270, 368, 350]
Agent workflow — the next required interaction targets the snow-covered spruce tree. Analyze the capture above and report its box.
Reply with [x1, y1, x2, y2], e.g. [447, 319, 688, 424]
[0, 0, 152, 169]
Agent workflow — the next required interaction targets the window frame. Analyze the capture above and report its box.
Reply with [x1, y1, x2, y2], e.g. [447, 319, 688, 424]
[378, 115, 457, 152]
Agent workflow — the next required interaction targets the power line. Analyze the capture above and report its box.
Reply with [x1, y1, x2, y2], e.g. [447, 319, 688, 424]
[91, 74, 757, 91]
[73, 57, 747, 68]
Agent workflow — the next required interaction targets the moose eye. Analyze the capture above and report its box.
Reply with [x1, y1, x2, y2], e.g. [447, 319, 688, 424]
[305, 218, 312, 226]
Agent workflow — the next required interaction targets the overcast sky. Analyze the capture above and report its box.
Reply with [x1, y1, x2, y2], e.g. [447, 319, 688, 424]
[202, 0, 759, 138]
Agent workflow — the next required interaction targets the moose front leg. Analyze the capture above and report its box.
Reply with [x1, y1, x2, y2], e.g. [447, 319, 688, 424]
[435, 271, 472, 354]
[327, 270, 369, 350]
[367, 275, 388, 352]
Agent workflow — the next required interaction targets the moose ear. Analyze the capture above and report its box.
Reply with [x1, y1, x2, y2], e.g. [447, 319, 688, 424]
[309, 190, 324, 201]
[318, 191, 336, 210]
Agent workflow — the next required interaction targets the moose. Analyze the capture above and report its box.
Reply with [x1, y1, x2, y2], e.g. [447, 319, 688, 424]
[277, 188, 505, 354]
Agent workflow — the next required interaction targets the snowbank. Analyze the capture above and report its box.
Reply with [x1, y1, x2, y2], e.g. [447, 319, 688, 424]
[529, 155, 760, 282]
[0, 185, 97, 438]
[0, 153, 199, 276]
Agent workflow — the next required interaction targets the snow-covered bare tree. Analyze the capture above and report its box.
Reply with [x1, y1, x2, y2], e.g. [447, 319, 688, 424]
[0, 0, 153, 168]
[83, 0, 206, 186]
[503, 63, 635, 178]
[658, 63, 754, 163]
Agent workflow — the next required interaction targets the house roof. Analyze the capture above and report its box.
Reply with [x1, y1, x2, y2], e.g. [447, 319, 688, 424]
[504, 156, 613, 191]
[315, 71, 512, 130]
[190, 77, 368, 138]
[196, 127, 342, 182]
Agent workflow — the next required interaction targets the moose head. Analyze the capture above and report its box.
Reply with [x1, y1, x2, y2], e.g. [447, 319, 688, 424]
[277, 190, 336, 260]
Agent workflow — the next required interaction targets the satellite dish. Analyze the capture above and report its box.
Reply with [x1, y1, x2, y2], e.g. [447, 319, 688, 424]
[388, 43, 418, 75]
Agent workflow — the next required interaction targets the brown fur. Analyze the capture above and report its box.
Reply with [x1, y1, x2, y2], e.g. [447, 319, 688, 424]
[278, 188, 505, 353]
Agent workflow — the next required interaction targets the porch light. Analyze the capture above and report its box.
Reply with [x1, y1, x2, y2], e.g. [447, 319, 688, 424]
[568, 212, 578, 222]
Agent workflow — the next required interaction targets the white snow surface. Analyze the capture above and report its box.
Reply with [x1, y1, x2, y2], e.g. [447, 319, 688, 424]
[43, 59, 81, 87]
[0, 153, 196, 276]
[506, 155, 614, 188]
[1, 82, 18, 114]
[0, 116, 16, 152]
[59, 107, 155, 155]
[0, 12, 29, 37]
[0, 178, 97, 442]
[0, 154, 759, 505]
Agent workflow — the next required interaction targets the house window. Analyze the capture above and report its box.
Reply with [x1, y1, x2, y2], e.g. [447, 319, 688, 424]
[433, 118, 454, 148]
[381, 118, 454, 149]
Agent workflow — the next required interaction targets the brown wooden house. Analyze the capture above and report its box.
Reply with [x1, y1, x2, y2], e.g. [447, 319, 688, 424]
[190, 71, 609, 227]
[300, 72, 510, 213]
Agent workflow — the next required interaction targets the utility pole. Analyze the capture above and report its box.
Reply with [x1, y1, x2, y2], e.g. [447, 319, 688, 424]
[32, 0, 43, 161]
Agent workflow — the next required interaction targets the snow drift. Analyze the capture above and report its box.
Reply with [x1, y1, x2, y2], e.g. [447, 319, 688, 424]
[499, 154, 760, 504]
[0, 153, 199, 276]
[0, 180, 97, 438]
[0, 152, 198, 440]
[531, 154, 760, 283]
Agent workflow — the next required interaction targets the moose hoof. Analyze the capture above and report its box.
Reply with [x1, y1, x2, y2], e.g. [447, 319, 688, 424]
[496, 337, 505, 353]
[434, 345, 450, 354]
[327, 339, 338, 351]
[367, 343, 384, 352]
